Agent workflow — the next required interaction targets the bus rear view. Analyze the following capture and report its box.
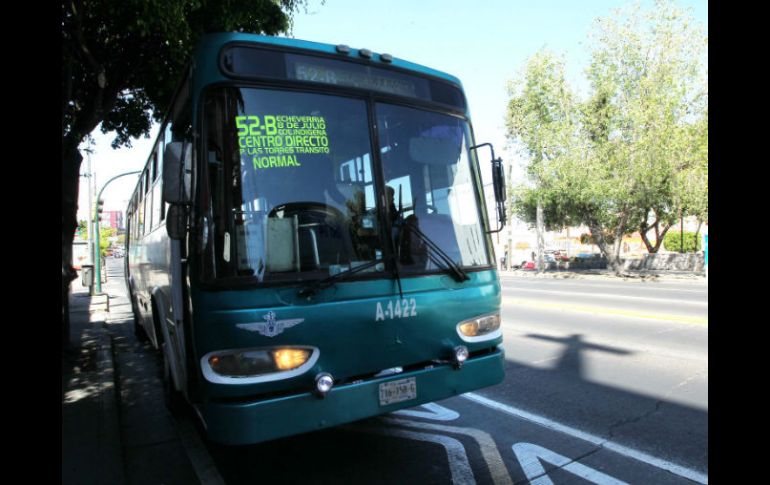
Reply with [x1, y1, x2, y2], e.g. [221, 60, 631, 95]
[126, 33, 508, 445]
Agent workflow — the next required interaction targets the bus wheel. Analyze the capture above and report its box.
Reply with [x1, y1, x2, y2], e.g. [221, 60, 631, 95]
[161, 342, 185, 414]
[131, 294, 148, 342]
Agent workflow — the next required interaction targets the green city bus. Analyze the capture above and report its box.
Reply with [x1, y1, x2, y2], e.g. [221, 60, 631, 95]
[126, 32, 507, 445]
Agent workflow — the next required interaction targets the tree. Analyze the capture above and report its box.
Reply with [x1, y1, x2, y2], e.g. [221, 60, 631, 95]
[62, 0, 308, 331]
[77, 220, 88, 238]
[504, 0, 707, 274]
[505, 50, 576, 272]
[584, 0, 707, 262]
[99, 226, 118, 257]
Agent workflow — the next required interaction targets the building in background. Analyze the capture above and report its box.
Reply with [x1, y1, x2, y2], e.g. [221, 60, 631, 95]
[100, 210, 124, 230]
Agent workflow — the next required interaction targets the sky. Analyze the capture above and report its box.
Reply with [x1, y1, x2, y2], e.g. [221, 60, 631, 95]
[77, 0, 707, 221]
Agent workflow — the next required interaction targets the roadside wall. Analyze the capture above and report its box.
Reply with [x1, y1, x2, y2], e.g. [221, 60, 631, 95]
[554, 253, 705, 272]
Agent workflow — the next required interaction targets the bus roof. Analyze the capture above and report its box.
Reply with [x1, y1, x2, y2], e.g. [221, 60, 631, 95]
[193, 32, 464, 89]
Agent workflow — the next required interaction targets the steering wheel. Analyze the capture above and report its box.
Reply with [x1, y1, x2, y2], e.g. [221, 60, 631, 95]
[269, 202, 347, 227]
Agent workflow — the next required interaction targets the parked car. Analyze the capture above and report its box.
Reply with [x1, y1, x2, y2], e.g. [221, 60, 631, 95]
[545, 249, 569, 262]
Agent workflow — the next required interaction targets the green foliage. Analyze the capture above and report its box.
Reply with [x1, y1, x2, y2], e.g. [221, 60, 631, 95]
[99, 227, 118, 257]
[62, 0, 307, 148]
[77, 220, 88, 237]
[61, 0, 309, 279]
[504, 0, 707, 271]
[663, 231, 701, 253]
[579, 231, 616, 246]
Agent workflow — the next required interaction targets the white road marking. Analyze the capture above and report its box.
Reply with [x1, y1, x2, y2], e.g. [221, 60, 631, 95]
[384, 417, 513, 485]
[462, 392, 708, 484]
[393, 402, 460, 421]
[501, 286, 707, 306]
[349, 425, 476, 484]
[512, 442, 628, 485]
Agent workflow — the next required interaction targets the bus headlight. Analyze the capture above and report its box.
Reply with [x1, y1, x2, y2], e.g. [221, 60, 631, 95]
[202, 347, 317, 384]
[273, 348, 313, 371]
[457, 313, 501, 340]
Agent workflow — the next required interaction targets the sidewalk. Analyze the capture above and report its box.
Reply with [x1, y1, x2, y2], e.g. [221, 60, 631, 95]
[62, 259, 202, 485]
[62, 281, 125, 485]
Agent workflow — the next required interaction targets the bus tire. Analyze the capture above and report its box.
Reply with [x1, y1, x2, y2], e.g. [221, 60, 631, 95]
[130, 293, 149, 342]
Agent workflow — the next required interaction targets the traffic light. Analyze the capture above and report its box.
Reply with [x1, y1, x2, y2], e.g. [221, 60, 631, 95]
[96, 199, 104, 223]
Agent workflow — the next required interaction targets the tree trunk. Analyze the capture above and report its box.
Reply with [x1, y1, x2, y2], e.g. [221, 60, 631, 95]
[639, 209, 673, 254]
[588, 222, 612, 271]
[536, 200, 545, 273]
[694, 220, 702, 251]
[610, 211, 631, 275]
[589, 219, 627, 275]
[62, 139, 84, 345]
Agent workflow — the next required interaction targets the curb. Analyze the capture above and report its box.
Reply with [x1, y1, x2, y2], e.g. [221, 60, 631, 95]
[94, 326, 126, 485]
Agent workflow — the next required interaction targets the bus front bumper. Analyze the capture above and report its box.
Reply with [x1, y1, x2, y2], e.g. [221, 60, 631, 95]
[197, 348, 505, 445]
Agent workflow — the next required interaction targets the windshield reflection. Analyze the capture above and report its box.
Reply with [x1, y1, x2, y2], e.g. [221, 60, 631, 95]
[201, 87, 489, 285]
[377, 103, 490, 275]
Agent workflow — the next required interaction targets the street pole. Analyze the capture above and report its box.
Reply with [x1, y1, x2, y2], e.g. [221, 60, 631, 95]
[86, 151, 93, 263]
[92, 170, 99, 294]
[94, 171, 142, 294]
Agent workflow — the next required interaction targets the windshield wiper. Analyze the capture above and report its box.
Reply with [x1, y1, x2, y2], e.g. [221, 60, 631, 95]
[402, 225, 469, 282]
[298, 259, 384, 298]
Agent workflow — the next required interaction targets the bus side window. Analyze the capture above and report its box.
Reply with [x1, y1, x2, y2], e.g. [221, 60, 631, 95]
[144, 168, 153, 234]
[152, 136, 164, 227]
[138, 177, 145, 236]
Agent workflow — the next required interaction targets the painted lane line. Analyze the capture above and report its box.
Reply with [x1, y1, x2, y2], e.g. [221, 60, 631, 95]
[393, 402, 460, 421]
[383, 417, 513, 485]
[512, 442, 629, 485]
[501, 286, 708, 306]
[174, 415, 226, 485]
[462, 392, 708, 485]
[347, 425, 476, 485]
[503, 297, 708, 325]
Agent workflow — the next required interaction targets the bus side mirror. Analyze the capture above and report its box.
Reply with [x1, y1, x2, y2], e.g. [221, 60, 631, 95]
[162, 142, 191, 205]
[470, 143, 507, 233]
[166, 205, 187, 240]
[492, 156, 507, 227]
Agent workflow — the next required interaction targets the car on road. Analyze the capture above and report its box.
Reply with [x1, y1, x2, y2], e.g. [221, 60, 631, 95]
[545, 250, 569, 262]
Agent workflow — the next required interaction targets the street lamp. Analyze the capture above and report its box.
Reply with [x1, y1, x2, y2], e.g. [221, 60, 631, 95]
[93, 171, 141, 294]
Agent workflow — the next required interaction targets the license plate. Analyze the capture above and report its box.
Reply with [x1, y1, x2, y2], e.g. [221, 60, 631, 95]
[379, 377, 417, 406]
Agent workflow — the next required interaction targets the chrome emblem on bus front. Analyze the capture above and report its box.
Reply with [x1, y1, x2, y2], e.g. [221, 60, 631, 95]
[236, 311, 304, 337]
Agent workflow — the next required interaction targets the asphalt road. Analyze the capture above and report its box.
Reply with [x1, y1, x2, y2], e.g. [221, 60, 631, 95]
[492, 273, 708, 475]
[105, 258, 708, 484]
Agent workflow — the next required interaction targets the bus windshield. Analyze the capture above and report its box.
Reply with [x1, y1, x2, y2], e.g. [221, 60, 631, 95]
[202, 86, 489, 284]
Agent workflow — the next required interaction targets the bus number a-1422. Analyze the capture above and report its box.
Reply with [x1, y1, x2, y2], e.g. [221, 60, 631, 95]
[375, 299, 417, 321]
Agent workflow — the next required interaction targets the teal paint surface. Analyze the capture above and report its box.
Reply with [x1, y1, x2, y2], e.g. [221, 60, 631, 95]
[200, 348, 505, 445]
[179, 33, 502, 444]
